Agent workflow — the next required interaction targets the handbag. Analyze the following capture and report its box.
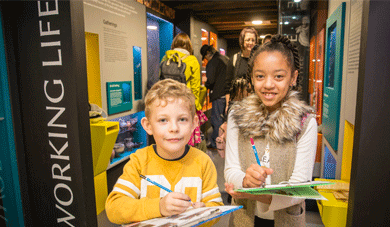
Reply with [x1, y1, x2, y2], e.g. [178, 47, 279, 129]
[199, 85, 207, 107]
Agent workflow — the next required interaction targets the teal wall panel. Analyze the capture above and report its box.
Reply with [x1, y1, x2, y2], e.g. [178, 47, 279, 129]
[159, 20, 173, 60]
[0, 11, 25, 226]
[323, 2, 346, 151]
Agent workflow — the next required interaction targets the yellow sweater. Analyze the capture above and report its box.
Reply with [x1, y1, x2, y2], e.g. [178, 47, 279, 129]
[105, 145, 223, 224]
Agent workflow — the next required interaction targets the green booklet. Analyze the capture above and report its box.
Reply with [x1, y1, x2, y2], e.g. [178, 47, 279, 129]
[235, 181, 334, 200]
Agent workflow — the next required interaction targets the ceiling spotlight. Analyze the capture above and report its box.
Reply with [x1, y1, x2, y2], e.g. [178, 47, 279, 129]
[252, 20, 263, 25]
[294, 0, 301, 2]
[284, 21, 289, 25]
[147, 25, 157, 30]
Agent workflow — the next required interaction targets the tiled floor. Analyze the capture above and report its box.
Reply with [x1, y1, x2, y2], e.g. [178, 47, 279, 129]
[97, 148, 325, 227]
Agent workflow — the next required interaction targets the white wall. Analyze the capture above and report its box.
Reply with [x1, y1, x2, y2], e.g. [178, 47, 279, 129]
[83, 0, 148, 119]
[190, 17, 228, 63]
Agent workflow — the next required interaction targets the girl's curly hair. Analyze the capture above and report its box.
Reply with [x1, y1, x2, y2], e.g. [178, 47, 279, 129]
[246, 34, 300, 90]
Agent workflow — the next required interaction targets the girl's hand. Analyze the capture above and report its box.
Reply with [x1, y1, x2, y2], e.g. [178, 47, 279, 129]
[225, 183, 272, 204]
[159, 192, 193, 217]
[243, 164, 273, 188]
[225, 183, 253, 200]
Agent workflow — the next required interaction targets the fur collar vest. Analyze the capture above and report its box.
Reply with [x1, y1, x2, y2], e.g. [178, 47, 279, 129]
[231, 91, 313, 143]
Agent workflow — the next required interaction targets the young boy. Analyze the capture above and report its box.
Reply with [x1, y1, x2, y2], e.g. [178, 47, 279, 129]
[105, 79, 223, 224]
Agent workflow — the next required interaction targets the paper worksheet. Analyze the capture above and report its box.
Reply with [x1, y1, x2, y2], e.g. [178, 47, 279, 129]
[235, 181, 334, 200]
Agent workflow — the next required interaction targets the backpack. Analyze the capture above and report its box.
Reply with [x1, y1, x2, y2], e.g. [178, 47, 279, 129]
[159, 53, 188, 84]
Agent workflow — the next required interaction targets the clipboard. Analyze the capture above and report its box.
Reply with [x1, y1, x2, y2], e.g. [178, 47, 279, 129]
[235, 181, 334, 200]
[236, 180, 334, 192]
[122, 205, 243, 227]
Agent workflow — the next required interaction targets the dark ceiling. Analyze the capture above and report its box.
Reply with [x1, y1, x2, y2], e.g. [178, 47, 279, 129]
[160, 1, 279, 42]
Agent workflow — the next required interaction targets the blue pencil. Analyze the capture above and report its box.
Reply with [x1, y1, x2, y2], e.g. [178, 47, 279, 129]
[250, 138, 261, 166]
[140, 174, 194, 205]
[140, 174, 173, 193]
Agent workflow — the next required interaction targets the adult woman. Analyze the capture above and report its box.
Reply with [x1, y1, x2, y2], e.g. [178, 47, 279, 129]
[224, 35, 317, 226]
[161, 33, 206, 151]
[224, 27, 258, 113]
[161, 33, 201, 111]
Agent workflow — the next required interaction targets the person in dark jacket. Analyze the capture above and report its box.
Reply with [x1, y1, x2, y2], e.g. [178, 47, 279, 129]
[200, 44, 229, 149]
[224, 27, 258, 113]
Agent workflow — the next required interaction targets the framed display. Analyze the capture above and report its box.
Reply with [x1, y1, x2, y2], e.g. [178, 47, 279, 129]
[133, 46, 142, 100]
[278, 0, 311, 102]
[322, 2, 346, 151]
[316, 28, 325, 125]
[107, 111, 147, 168]
[106, 81, 133, 115]
[210, 31, 217, 48]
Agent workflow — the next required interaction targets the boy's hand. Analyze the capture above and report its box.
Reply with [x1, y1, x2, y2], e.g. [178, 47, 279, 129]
[243, 164, 273, 188]
[192, 202, 205, 208]
[159, 192, 193, 217]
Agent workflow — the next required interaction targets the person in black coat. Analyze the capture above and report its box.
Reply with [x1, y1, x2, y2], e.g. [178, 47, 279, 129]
[200, 45, 229, 149]
[224, 27, 258, 113]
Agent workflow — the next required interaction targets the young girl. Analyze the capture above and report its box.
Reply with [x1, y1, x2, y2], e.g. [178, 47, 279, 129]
[216, 77, 252, 158]
[224, 35, 317, 226]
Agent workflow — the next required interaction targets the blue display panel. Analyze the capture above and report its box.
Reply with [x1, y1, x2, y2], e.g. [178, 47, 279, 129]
[108, 111, 147, 166]
[133, 46, 142, 100]
[323, 145, 336, 179]
[322, 2, 346, 151]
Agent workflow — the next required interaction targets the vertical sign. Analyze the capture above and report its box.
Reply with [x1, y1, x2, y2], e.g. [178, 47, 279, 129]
[2, 1, 97, 226]
[322, 2, 346, 151]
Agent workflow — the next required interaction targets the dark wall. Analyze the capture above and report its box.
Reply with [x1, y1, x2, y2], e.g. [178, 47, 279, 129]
[348, 1, 390, 226]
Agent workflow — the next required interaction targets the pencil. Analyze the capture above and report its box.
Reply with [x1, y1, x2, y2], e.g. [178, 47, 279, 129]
[250, 138, 261, 166]
[250, 138, 267, 188]
[140, 174, 172, 193]
[140, 174, 194, 205]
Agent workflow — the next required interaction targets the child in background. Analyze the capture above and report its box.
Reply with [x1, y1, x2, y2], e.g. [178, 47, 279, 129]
[216, 77, 252, 159]
[105, 79, 223, 225]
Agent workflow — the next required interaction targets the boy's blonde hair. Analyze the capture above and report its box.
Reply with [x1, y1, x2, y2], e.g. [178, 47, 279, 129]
[145, 79, 196, 118]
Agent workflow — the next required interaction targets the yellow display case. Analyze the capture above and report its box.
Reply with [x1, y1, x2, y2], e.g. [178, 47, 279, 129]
[315, 178, 349, 227]
[94, 171, 108, 215]
[90, 119, 119, 215]
[90, 119, 119, 176]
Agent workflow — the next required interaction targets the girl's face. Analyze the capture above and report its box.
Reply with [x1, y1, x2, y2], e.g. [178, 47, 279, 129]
[251, 51, 298, 112]
[243, 32, 256, 52]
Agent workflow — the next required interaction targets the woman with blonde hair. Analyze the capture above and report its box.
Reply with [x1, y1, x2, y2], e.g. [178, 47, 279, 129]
[224, 27, 258, 113]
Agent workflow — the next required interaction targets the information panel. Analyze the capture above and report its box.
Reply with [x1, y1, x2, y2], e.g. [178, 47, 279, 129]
[322, 2, 346, 151]
[106, 81, 133, 115]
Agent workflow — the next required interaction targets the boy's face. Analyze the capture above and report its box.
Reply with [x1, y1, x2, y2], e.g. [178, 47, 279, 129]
[141, 98, 198, 160]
